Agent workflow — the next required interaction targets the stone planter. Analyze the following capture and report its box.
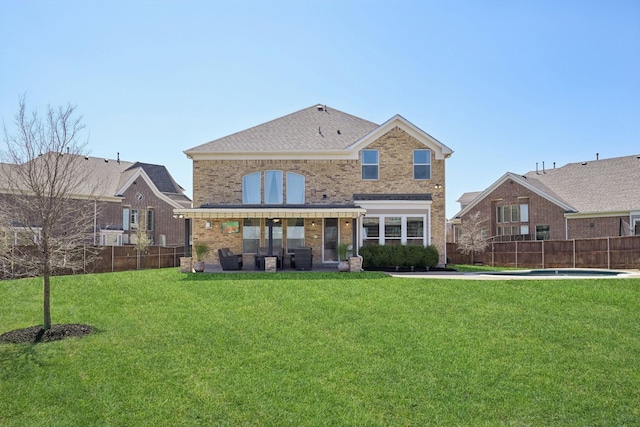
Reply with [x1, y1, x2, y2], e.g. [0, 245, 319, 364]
[193, 260, 206, 272]
[337, 260, 350, 272]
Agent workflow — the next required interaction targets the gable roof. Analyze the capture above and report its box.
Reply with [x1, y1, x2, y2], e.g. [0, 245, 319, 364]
[0, 153, 190, 207]
[184, 104, 453, 160]
[454, 154, 640, 218]
[126, 162, 185, 194]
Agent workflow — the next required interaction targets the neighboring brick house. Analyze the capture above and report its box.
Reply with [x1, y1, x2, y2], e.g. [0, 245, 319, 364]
[0, 153, 191, 247]
[175, 104, 453, 267]
[451, 154, 640, 242]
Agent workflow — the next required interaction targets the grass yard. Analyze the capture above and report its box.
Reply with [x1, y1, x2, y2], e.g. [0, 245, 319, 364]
[1, 269, 639, 426]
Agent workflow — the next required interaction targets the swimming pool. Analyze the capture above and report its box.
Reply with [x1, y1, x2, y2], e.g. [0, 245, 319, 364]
[485, 268, 625, 277]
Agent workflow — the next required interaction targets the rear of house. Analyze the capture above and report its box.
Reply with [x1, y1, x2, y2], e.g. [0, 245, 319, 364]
[176, 104, 453, 268]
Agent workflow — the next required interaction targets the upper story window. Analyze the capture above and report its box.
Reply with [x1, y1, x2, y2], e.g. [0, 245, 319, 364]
[264, 170, 283, 204]
[286, 172, 305, 204]
[413, 149, 431, 180]
[243, 171, 305, 205]
[242, 172, 261, 204]
[362, 149, 379, 180]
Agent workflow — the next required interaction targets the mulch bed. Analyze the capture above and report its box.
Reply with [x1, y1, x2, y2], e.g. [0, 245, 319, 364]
[0, 324, 93, 344]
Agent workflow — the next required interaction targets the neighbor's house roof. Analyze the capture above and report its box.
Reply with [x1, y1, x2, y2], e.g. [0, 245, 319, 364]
[184, 104, 453, 161]
[454, 154, 640, 219]
[0, 153, 191, 209]
[456, 191, 483, 209]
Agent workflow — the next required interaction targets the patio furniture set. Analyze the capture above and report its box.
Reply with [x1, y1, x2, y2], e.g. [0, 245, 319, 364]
[218, 247, 313, 271]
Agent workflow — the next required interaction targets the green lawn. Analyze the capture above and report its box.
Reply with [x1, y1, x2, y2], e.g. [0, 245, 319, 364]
[1, 270, 639, 426]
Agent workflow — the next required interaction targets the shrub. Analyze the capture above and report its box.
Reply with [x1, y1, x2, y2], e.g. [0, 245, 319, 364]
[424, 245, 439, 268]
[359, 244, 440, 270]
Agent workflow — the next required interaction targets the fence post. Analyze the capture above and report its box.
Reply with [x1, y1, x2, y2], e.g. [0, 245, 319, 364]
[491, 241, 494, 267]
[542, 240, 545, 269]
[573, 239, 576, 268]
[515, 241, 518, 268]
[112, 245, 115, 272]
[607, 237, 610, 270]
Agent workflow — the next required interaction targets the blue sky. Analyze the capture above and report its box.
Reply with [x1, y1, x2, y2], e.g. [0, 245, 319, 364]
[1, 0, 638, 217]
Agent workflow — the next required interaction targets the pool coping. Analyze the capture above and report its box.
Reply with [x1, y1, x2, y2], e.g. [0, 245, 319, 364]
[388, 268, 640, 280]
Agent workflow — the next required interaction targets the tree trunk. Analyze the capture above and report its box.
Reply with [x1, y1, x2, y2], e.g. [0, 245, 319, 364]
[43, 273, 51, 330]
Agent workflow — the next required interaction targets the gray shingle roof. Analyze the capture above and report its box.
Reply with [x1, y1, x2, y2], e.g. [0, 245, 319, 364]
[1, 153, 190, 205]
[186, 104, 379, 153]
[127, 162, 184, 194]
[523, 154, 640, 213]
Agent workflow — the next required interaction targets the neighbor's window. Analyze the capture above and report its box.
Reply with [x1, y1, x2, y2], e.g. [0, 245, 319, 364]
[481, 227, 489, 239]
[413, 149, 431, 180]
[286, 172, 305, 204]
[242, 172, 261, 204]
[511, 205, 519, 222]
[242, 218, 261, 253]
[286, 218, 305, 252]
[123, 207, 130, 231]
[146, 210, 154, 231]
[520, 204, 529, 222]
[362, 150, 379, 180]
[131, 209, 139, 229]
[536, 225, 550, 240]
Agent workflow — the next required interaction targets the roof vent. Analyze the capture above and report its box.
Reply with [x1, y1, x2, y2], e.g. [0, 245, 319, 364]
[317, 105, 324, 111]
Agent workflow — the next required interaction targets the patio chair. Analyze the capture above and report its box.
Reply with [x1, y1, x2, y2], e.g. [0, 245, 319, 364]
[291, 247, 313, 270]
[218, 248, 243, 271]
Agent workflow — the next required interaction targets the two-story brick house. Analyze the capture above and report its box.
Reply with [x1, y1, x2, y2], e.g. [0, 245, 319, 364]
[451, 154, 640, 242]
[174, 104, 453, 268]
[0, 153, 191, 248]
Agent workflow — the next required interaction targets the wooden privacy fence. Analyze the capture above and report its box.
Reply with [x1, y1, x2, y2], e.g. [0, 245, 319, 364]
[446, 235, 640, 269]
[89, 246, 186, 273]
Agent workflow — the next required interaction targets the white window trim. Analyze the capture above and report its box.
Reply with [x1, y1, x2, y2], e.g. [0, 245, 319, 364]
[413, 149, 432, 180]
[361, 149, 379, 180]
[356, 200, 432, 247]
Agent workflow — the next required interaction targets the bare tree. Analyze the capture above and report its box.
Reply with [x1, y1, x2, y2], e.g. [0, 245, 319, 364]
[133, 211, 152, 270]
[0, 97, 101, 330]
[457, 211, 490, 265]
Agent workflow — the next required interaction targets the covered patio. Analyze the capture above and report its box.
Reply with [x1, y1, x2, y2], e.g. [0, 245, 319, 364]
[173, 205, 366, 271]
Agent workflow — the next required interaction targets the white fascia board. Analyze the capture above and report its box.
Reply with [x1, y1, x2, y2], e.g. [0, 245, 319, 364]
[117, 168, 186, 209]
[347, 115, 454, 160]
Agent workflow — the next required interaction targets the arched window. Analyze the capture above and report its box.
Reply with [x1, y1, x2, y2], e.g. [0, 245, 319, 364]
[286, 172, 305, 204]
[242, 172, 261, 204]
[264, 170, 283, 204]
[243, 171, 305, 205]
